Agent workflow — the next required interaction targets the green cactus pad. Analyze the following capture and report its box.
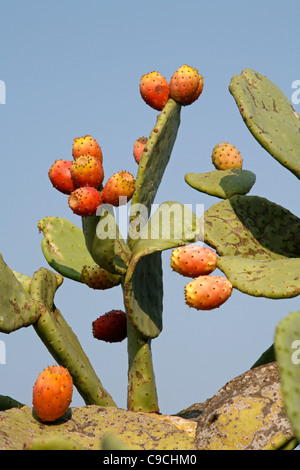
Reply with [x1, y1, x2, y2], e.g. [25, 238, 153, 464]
[275, 311, 300, 442]
[185, 169, 256, 199]
[229, 69, 300, 179]
[0, 254, 44, 333]
[11, 271, 32, 293]
[128, 98, 181, 247]
[38, 217, 96, 282]
[82, 211, 130, 275]
[124, 252, 163, 339]
[124, 201, 201, 338]
[1, 405, 195, 450]
[204, 195, 300, 259]
[251, 344, 276, 369]
[30, 268, 116, 407]
[0, 395, 24, 411]
[25, 435, 86, 450]
[100, 432, 131, 450]
[217, 256, 300, 298]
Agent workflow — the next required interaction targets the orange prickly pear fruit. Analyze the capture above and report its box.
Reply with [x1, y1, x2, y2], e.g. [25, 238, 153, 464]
[139, 71, 170, 111]
[32, 365, 73, 422]
[185, 275, 233, 310]
[48, 159, 76, 195]
[211, 142, 243, 170]
[72, 135, 103, 163]
[71, 154, 104, 188]
[101, 171, 135, 207]
[171, 244, 218, 277]
[133, 136, 148, 164]
[68, 186, 102, 216]
[169, 64, 203, 106]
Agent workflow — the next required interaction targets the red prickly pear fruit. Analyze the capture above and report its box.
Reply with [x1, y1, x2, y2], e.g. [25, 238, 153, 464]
[211, 142, 243, 170]
[101, 171, 135, 207]
[48, 159, 76, 195]
[92, 310, 127, 343]
[133, 137, 148, 164]
[171, 244, 218, 278]
[71, 154, 104, 189]
[185, 275, 233, 310]
[169, 64, 203, 106]
[32, 365, 73, 422]
[80, 265, 121, 290]
[68, 186, 102, 216]
[139, 71, 170, 111]
[72, 135, 103, 163]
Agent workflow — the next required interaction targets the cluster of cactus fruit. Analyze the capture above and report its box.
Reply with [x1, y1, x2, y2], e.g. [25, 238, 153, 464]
[1, 64, 300, 450]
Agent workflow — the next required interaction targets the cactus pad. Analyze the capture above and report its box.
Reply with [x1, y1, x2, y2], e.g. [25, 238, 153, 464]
[82, 211, 130, 275]
[0, 254, 44, 333]
[185, 169, 256, 199]
[275, 311, 300, 442]
[30, 268, 116, 407]
[229, 69, 300, 179]
[128, 98, 181, 247]
[204, 195, 300, 259]
[217, 256, 300, 298]
[124, 202, 201, 338]
[38, 217, 96, 282]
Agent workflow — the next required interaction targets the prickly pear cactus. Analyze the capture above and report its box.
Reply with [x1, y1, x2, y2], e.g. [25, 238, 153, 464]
[31, 268, 116, 407]
[1, 66, 299, 450]
[275, 311, 300, 443]
[185, 168, 256, 199]
[38, 217, 96, 282]
[229, 68, 300, 180]
[0, 254, 44, 333]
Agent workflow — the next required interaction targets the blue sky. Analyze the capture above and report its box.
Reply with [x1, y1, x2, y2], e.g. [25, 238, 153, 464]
[0, 0, 299, 415]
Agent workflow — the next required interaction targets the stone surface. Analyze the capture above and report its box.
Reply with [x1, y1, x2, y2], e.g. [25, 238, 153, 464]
[194, 362, 295, 450]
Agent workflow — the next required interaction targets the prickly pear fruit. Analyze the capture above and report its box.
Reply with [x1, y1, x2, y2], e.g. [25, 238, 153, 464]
[212, 142, 243, 170]
[139, 71, 170, 111]
[48, 160, 76, 195]
[71, 154, 104, 188]
[169, 64, 203, 106]
[72, 135, 103, 163]
[171, 244, 218, 278]
[92, 310, 127, 343]
[185, 275, 233, 310]
[133, 137, 148, 164]
[68, 186, 102, 216]
[80, 265, 121, 290]
[32, 365, 73, 422]
[101, 171, 135, 207]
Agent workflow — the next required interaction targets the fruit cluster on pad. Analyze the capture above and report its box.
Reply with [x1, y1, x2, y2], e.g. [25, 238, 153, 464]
[48, 135, 136, 217]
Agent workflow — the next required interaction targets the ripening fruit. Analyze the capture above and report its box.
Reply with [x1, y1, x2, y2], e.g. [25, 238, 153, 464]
[80, 265, 121, 290]
[32, 365, 73, 422]
[133, 137, 148, 164]
[211, 142, 243, 170]
[48, 160, 76, 195]
[171, 244, 218, 277]
[185, 275, 233, 310]
[72, 135, 103, 163]
[169, 64, 203, 106]
[92, 310, 127, 343]
[101, 171, 135, 207]
[71, 155, 104, 188]
[139, 71, 170, 111]
[68, 186, 102, 216]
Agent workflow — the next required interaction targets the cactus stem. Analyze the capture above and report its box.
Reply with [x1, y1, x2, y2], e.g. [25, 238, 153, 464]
[126, 316, 159, 413]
